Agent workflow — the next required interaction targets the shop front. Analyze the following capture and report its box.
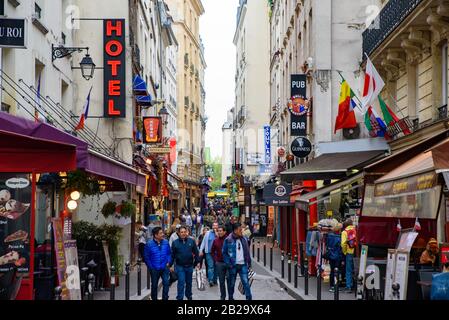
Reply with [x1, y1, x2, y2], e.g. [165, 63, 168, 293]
[0, 128, 77, 300]
[263, 182, 292, 253]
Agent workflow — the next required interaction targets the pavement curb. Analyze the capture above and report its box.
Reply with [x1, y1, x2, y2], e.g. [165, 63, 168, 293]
[252, 259, 316, 301]
[130, 288, 151, 300]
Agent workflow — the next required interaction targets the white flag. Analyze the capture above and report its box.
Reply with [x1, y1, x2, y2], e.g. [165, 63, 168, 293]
[362, 56, 385, 113]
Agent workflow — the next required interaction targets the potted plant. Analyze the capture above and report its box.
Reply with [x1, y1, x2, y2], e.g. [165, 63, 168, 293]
[101, 200, 117, 219]
[117, 201, 136, 218]
[66, 170, 100, 196]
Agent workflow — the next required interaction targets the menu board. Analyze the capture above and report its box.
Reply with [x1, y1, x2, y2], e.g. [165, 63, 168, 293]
[384, 249, 396, 300]
[64, 240, 81, 300]
[0, 174, 31, 275]
[53, 218, 69, 300]
[357, 245, 369, 300]
[393, 251, 409, 300]
[396, 230, 418, 253]
[267, 206, 275, 237]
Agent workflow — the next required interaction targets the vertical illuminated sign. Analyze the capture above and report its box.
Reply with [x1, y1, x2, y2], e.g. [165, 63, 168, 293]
[264, 125, 271, 164]
[104, 19, 126, 118]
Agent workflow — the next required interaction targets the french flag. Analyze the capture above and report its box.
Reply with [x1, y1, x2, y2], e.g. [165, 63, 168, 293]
[75, 86, 92, 131]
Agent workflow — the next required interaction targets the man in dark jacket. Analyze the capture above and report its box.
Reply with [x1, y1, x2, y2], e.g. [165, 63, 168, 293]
[222, 223, 252, 300]
[225, 215, 237, 235]
[143, 227, 172, 300]
[171, 226, 200, 300]
[211, 225, 228, 300]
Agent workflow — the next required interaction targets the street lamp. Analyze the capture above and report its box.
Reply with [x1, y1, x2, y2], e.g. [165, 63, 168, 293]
[52, 45, 96, 80]
[158, 105, 169, 127]
[79, 53, 96, 80]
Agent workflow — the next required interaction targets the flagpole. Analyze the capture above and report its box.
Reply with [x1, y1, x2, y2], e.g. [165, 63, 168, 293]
[336, 70, 364, 112]
[363, 52, 407, 119]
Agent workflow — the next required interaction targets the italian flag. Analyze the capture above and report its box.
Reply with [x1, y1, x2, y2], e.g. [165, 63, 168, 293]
[334, 80, 357, 133]
[378, 96, 411, 135]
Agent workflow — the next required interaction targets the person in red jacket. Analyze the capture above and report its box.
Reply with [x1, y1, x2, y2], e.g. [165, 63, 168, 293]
[211, 225, 227, 300]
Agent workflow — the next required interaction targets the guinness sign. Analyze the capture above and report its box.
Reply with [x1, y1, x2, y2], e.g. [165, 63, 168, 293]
[291, 137, 312, 158]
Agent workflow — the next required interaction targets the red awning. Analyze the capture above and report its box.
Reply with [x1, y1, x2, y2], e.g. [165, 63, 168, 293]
[0, 130, 77, 173]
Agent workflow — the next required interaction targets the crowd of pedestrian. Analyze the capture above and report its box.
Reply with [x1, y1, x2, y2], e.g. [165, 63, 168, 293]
[138, 207, 253, 300]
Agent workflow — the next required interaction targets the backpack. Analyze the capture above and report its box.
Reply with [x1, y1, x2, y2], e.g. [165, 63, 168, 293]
[324, 233, 342, 261]
[346, 228, 357, 249]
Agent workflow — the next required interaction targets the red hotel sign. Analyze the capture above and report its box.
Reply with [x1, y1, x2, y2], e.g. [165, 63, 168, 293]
[104, 19, 126, 118]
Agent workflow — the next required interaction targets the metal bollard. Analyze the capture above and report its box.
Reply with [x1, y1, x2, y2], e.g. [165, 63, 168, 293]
[257, 241, 260, 262]
[110, 266, 116, 300]
[334, 268, 339, 301]
[270, 245, 273, 271]
[281, 251, 285, 278]
[147, 267, 151, 290]
[88, 274, 95, 300]
[288, 253, 292, 283]
[137, 258, 142, 296]
[299, 243, 305, 277]
[304, 262, 309, 295]
[294, 255, 298, 288]
[252, 241, 255, 258]
[263, 242, 267, 267]
[125, 261, 130, 301]
[54, 286, 62, 300]
[316, 265, 322, 301]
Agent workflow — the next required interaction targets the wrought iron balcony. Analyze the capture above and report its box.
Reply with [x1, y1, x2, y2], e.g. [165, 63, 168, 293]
[363, 0, 424, 57]
[385, 116, 415, 139]
[438, 105, 448, 120]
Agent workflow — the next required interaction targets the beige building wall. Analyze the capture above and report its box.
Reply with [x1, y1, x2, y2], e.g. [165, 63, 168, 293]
[233, 0, 270, 180]
[166, 0, 205, 184]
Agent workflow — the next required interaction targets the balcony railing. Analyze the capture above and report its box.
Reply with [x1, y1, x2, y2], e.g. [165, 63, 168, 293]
[363, 0, 424, 57]
[385, 116, 415, 139]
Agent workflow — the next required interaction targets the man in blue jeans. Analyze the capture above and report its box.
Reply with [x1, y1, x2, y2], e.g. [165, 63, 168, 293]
[223, 223, 252, 300]
[143, 227, 172, 300]
[171, 226, 200, 300]
[199, 222, 219, 286]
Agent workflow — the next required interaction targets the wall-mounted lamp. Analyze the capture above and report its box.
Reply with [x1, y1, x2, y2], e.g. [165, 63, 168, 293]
[52, 44, 96, 80]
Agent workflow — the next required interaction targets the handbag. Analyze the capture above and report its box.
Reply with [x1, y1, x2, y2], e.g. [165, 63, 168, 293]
[238, 268, 255, 295]
[195, 268, 206, 291]
[169, 270, 178, 285]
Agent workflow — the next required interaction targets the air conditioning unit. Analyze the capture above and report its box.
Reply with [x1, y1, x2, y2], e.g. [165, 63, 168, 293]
[343, 124, 361, 140]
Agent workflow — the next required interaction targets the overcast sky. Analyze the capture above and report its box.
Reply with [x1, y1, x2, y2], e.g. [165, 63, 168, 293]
[200, 0, 238, 159]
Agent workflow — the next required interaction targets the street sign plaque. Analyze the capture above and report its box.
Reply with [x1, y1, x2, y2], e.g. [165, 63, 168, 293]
[147, 147, 170, 154]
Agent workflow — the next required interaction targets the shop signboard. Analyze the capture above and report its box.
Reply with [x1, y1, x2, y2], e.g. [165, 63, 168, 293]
[392, 251, 409, 300]
[289, 75, 308, 137]
[263, 183, 292, 206]
[0, 18, 27, 48]
[143, 117, 162, 144]
[441, 244, 449, 265]
[64, 240, 81, 300]
[374, 172, 438, 197]
[384, 249, 397, 300]
[290, 137, 312, 159]
[357, 245, 369, 300]
[0, 174, 31, 276]
[264, 125, 271, 164]
[52, 218, 69, 300]
[104, 19, 126, 118]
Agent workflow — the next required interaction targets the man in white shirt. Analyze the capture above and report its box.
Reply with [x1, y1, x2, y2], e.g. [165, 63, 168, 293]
[169, 224, 181, 247]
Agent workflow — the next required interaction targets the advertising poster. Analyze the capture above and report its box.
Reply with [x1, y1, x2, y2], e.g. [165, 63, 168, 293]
[396, 230, 418, 253]
[52, 218, 69, 300]
[267, 206, 275, 237]
[64, 240, 81, 300]
[0, 174, 31, 276]
[384, 249, 396, 300]
[357, 245, 369, 300]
